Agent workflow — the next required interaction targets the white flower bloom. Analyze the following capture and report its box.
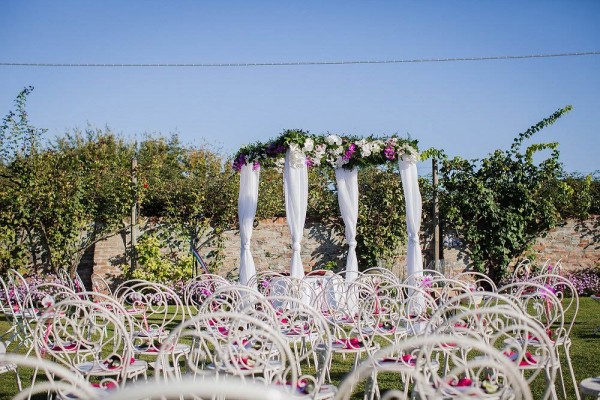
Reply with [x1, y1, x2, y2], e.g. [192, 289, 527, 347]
[289, 142, 300, 153]
[325, 134, 342, 146]
[289, 148, 306, 169]
[41, 294, 55, 308]
[371, 140, 383, 152]
[333, 146, 343, 155]
[386, 137, 398, 147]
[335, 156, 348, 168]
[360, 142, 373, 157]
[302, 138, 314, 152]
[274, 158, 285, 173]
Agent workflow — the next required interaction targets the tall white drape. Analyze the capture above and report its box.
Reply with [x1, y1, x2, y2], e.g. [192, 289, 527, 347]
[399, 156, 423, 286]
[238, 163, 260, 289]
[284, 149, 308, 278]
[335, 167, 359, 281]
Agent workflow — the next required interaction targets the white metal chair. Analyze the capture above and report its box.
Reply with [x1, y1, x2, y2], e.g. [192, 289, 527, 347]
[531, 273, 581, 400]
[35, 297, 148, 389]
[335, 335, 533, 400]
[263, 295, 336, 399]
[183, 273, 231, 317]
[116, 281, 189, 368]
[155, 311, 299, 394]
[0, 352, 98, 400]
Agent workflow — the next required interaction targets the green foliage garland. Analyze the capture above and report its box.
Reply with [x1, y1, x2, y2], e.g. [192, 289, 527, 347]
[232, 130, 419, 172]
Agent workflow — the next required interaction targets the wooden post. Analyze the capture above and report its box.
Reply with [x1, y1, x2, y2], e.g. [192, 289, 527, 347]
[131, 156, 138, 272]
[432, 158, 440, 268]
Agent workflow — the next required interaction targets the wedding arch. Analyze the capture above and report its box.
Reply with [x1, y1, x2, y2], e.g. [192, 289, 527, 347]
[233, 130, 423, 288]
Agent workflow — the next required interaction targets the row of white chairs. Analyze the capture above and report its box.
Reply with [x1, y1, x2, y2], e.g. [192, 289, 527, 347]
[0, 265, 580, 399]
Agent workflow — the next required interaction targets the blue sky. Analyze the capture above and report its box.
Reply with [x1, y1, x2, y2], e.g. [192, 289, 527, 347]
[1, 1, 599, 174]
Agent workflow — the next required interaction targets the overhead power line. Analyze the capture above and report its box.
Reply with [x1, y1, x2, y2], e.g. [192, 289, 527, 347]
[0, 51, 599, 68]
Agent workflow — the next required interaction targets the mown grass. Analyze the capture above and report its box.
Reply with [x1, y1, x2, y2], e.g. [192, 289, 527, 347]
[0, 297, 598, 399]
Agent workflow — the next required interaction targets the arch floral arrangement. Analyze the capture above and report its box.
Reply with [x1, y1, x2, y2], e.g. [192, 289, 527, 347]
[233, 129, 424, 289]
[232, 129, 420, 172]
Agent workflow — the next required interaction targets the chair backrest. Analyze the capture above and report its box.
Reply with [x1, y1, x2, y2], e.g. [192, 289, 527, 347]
[403, 269, 445, 288]
[263, 295, 333, 397]
[116, 281, 185, 344]
[357, 283, 438, 350]
[91, 274, 114, 296]
[199, 284, 264, 315]
[436, 306, 557, 400]
[335, 335, 533, 400]
[530, 273, 579, 338]
[0, 353, 98, 400]
[498, 281, 566, 342]
[155, 311, 299, 392]
[35, 297, 139, 387]
[452, 270, 497, 292]
[183, 273, 231, 317]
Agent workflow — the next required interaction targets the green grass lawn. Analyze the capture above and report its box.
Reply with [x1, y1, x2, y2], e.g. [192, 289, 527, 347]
[0, 297, 598, 399]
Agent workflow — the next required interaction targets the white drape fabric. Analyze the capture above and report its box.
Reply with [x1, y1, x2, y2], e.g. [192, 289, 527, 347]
[283, 149, 308, 279]
[335, 167, 359, 281]
[238, 163, 260, 289]
[399, 155, 423, 286]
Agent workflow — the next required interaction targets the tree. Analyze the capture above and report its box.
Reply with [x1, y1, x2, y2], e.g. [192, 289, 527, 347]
[0, 87, 46, 272]
[440, 106, 572, 282]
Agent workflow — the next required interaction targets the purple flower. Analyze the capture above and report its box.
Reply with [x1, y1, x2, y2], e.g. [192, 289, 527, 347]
[232, 154, 246, 172]
[252, 161, 260, 171]
[305, 157, 314, 168]
[384, 145, 396, 160]
[342, 143, 357, 161]
[266, 143, 286, 155]
[420, 276, 433, 289]
[538, 284, 557, 300]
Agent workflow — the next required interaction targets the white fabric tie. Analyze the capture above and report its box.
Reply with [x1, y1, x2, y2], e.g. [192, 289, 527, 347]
[238, 164, 260, 288]
[284, 149, 308, 279]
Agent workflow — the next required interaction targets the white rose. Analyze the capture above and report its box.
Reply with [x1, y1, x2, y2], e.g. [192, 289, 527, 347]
[302, 138, 314, 152]
[326, 134, 342, 146]
[289, 143, 300, 153]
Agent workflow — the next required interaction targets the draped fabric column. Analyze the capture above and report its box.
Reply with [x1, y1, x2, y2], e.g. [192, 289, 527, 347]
[399, 155, 423, 286]
[283, 148, 308, 279]
[238, 163, 260, 288]
[335, 167, 359, 281]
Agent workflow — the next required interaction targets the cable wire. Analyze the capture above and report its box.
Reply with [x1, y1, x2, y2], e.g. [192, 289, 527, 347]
[0, 51, 598, 68]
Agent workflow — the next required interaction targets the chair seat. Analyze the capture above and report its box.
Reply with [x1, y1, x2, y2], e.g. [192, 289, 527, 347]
[580, 376, 600, 398]
[76, 359, 148, 378]
[0, 361, 17, 373]
[134, 343, 190, 356]
[208, 358, 283, 376]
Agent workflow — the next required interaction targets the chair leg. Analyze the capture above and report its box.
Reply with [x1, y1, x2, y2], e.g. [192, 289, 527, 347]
[563, 343, 581, 400]
[14, 368, 22, 391]
[555, 350, 568, 399]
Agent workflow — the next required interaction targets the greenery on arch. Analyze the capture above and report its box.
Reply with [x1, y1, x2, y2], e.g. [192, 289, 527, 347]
[232, 129, 420, 172]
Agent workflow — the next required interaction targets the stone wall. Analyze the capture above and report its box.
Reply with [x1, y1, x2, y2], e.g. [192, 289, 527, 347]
[85, 216, 599, 286]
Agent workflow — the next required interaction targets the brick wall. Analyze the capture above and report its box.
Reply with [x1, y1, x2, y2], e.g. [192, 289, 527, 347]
[85, 216, 599, 286]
